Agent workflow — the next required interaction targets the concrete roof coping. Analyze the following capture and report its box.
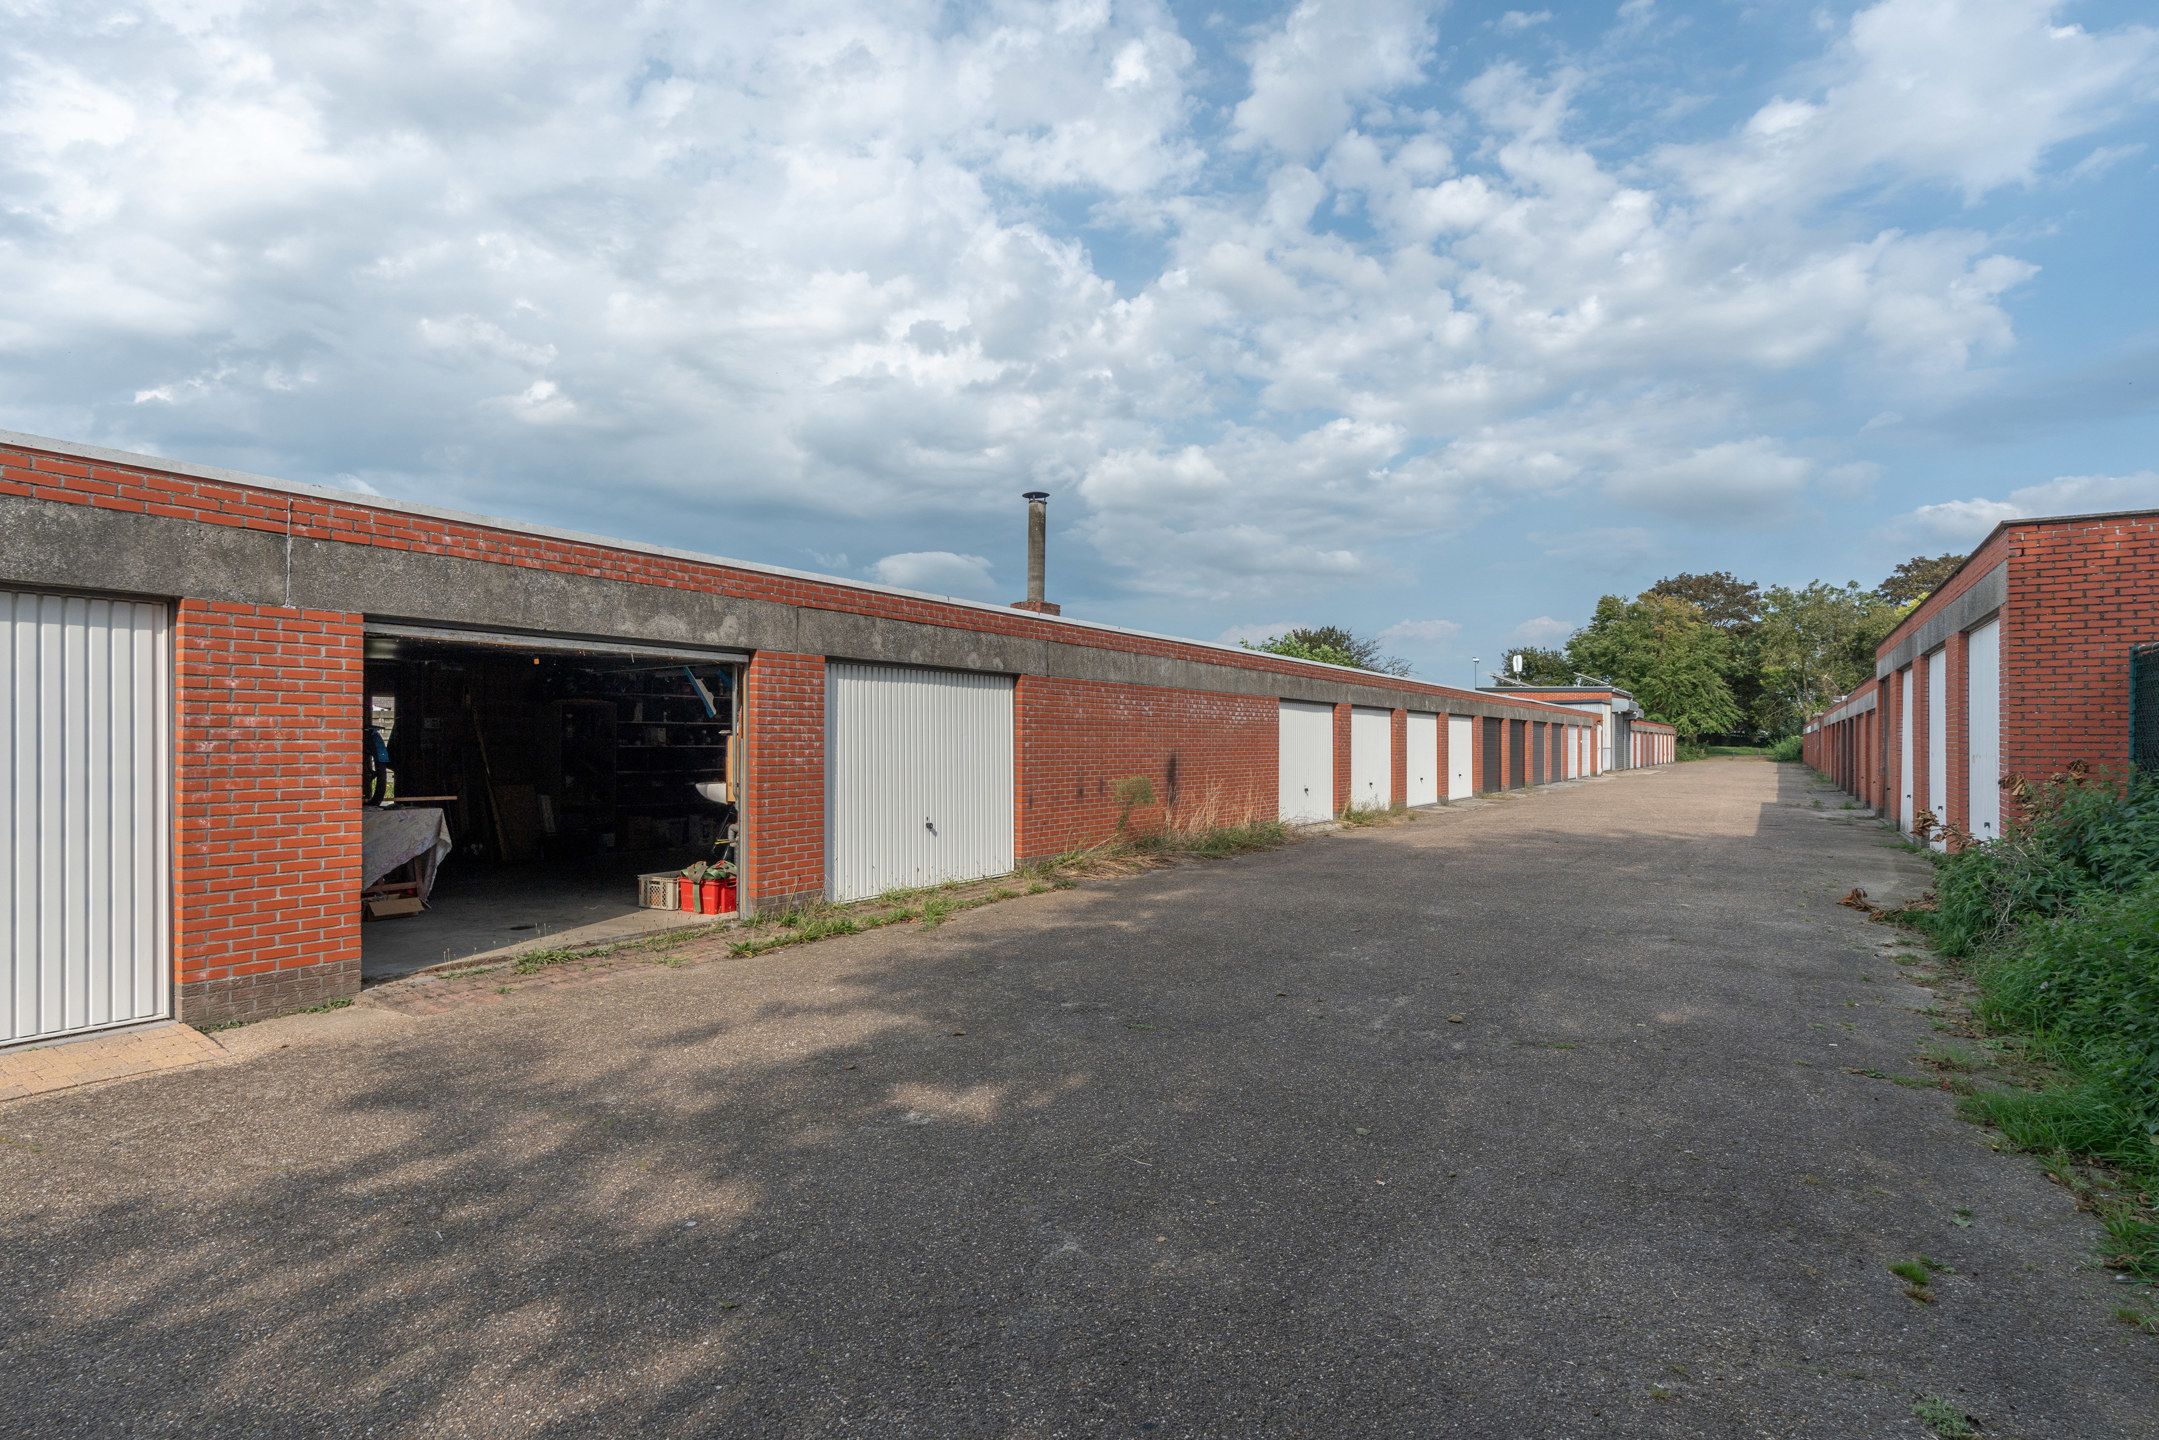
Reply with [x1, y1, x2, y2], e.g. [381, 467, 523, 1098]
[0, 427, 1599, 719]
[1477, 684, 1633, 698]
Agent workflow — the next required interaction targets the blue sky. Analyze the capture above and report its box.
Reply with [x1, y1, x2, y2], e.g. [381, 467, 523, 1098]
[2, 0, 2154, 682]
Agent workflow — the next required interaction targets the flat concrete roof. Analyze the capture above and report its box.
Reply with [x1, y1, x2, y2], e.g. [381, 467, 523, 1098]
[1, 427, 1594, 718]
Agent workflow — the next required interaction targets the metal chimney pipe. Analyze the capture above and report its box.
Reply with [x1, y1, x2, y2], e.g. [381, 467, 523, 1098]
[1023, 490, 1049, 606]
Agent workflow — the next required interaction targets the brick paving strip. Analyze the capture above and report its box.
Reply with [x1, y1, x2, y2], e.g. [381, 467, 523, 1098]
[0, 1023, 228, 1104]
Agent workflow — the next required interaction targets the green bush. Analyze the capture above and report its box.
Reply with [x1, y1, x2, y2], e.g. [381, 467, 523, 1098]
[1922, 770, 2159, 958]
[1767, 734, 1802, 763]
[1917, 769, 2159, 1273]
[1966, 873, 2159, 1173]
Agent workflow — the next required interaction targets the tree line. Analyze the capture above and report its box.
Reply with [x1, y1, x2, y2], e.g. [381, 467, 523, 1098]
[1504, 554, 1963, 742]
[1246, 554, 1965, 744]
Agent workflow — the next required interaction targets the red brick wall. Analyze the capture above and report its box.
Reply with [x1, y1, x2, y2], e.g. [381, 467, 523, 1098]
[4, 434, 1604, 1025]
[1944, 631, 1970, 837]
[1014, 677, 1275, 860]
[1332, 704, 1352, 815]
[2002, 514, 2159, 786]
[1389, 709, 1408, 807]
[743, 651, 825, 909]
[1815, 515, 2159, 835]
[172, 601, 363, 1024]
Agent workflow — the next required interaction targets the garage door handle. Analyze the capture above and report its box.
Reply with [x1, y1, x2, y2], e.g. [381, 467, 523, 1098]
[924, 818, 937, 835]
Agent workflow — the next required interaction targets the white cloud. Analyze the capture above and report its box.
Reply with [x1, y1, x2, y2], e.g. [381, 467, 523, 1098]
[1496, 11, 1552, 33]
[867, 550, 1000, 596]
[1232, 0, 1437, 158]
[1605, 439, 1812, 518]
[0, 0, 2150, 633]
[1894, 472, 2159, 546]
[1661, 0, 2159, 209]
[1510, 616, 1576, 645]
[1532, 526, 1657, 570]
[1377, 618, 1461, 650]
[2063, 142, 2146, 184]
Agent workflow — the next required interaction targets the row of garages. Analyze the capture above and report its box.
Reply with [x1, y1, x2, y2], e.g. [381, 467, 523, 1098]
[0, 430, 1679, 1047]
[1804, 507, 2159, 844]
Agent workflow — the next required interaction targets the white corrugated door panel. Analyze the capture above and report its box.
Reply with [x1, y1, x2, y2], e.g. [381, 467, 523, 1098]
[1966, 620, 2002, 843]
[1446, 716, 1473, 799]
[1898, 668, 1915, 835]
[1926, 649, 1948, 851]
[2, 589, 170, 1047]
[1277, 701, 1333, 824]
[825, 662, 1014, 904]
[1405, 712, 1439, 806]
[1348, 706, 1391, 811]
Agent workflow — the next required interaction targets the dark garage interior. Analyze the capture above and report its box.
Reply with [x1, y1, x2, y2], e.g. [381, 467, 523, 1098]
[358, 627, 744, 978]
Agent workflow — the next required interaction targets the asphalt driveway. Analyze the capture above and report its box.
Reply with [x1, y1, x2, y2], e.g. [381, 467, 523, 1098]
[3, 760, 2152, 1438]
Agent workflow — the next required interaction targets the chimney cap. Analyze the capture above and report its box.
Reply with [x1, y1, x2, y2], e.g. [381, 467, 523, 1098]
[1022, 489, 1050, 502]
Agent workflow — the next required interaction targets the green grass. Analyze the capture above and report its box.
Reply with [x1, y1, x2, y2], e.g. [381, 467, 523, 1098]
[1336, 804, 1409, 828]
[1894, 769, 2159, 1281]
[1138, 818, 1293, 855]
[1888, 1256, 1943, 1288]
[1912, 1394, 1977, 1438]
[1678, 742, 1773, 761]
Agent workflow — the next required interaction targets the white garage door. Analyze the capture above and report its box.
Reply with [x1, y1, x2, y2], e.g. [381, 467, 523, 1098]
[1966, 619, 2001, 843]
[1349, 706, 1392, 811]
[1278, 700, 1334, 824]
[1447, 716, 1473, 799]
[3, 589, 170, 1047]
[826, 662, 1013, 903]
[1405, 712, 1439, 806]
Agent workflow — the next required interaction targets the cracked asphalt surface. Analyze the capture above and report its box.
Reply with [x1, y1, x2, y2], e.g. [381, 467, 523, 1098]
[4, 759, 2153, 1438]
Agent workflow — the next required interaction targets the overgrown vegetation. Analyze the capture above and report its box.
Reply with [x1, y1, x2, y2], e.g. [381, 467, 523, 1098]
[1336, 803, 1410, 828]
[727, 817, 1297, 960]
[1677, 742, 1770, 762]
[1904, 769, 2159, 1279]
[1766, 734, 1803, 763]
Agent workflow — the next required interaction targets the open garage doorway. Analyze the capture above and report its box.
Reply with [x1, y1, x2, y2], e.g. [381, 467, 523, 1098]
[359, 624, 746, 980]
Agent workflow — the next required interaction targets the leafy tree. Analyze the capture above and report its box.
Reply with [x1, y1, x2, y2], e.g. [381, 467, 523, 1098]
[1504, 645, 1577, 685]
[1876, 553, 1965, 606]
[1565, 594, 1740, 741]
[1245, 625, 1411, 676]
[1751, 581, 1908, 736]
[1648, 570, 1765, 737]
[1645, 571, 1762, 632]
